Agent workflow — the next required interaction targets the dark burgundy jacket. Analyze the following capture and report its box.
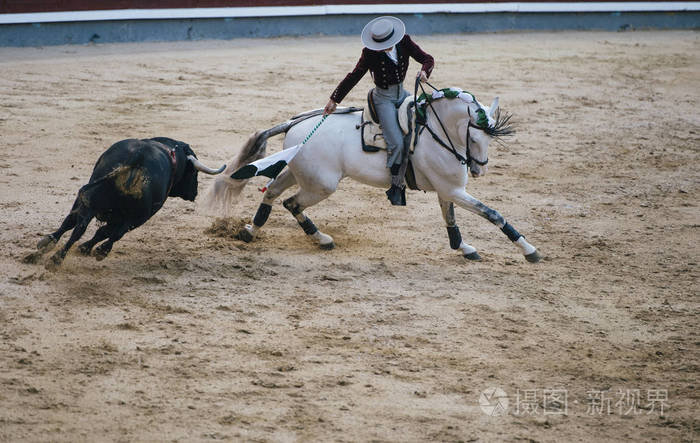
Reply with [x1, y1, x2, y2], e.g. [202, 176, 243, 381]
[330, 34, 434, 104]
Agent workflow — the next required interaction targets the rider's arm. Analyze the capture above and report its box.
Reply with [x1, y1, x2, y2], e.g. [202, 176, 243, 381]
[330, 48, 370, 104]
[404, 35, 435, 78]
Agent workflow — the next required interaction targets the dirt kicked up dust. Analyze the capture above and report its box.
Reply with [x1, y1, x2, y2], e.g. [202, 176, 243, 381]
[0, 30, 698, 442]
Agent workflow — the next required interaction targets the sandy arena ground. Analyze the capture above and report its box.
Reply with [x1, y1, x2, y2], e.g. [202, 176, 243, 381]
[0, 30, 698, 442]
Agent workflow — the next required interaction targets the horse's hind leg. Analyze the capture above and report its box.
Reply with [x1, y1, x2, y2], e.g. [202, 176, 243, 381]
[438, 196, 481, 261]
[238, 169, 297, 242]
[282, 188, 335, 250]
[445, 189, 541, 263]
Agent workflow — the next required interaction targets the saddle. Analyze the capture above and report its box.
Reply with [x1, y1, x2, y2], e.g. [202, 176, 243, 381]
[358, 92, 420, 191]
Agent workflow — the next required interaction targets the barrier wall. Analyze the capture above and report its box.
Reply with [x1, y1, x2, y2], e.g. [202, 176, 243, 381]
[1, 2, 698, 46]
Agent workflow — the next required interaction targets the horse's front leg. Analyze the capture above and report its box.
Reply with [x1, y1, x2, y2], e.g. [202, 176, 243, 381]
[445, 190, 541, 263]
[438, 196, 481, 261]
[238, 169, 297, 242]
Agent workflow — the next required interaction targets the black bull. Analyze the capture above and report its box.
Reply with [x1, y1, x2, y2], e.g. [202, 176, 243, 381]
[34, 137, 225, 268]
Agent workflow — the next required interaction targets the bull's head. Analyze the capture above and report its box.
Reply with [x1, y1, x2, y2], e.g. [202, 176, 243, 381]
[168, 141, 226, 202]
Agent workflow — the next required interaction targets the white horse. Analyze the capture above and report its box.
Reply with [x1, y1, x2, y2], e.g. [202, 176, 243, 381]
[200, 88, 541, 262]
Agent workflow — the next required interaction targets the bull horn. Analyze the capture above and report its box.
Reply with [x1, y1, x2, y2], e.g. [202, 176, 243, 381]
[187, 155, 226, 175]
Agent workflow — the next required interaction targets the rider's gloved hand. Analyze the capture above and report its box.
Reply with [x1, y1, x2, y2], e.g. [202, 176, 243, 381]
[417, 70, 428, 82]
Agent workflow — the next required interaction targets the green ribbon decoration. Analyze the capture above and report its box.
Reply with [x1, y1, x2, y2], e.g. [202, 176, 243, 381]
[415, 88, 488, 130]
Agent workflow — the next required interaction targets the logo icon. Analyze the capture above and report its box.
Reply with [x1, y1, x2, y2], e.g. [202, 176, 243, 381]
[480, 387, 509, 416]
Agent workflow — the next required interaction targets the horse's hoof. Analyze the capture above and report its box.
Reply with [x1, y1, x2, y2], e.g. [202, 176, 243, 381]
[525, 250, 542, 263]
[77, 244, 92, 256]
[236, 228, 254, 243]
[464, 251, 482, 261]
[37, 235, 56, 252]
[320, 242, 335, 250]
[45, 253, 63, 270]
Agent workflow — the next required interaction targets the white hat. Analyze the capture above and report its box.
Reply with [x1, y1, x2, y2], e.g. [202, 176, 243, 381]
[361, 16, 406, 51]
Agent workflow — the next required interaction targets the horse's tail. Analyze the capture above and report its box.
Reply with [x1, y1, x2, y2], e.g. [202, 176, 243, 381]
[197, 108, 362, 217]
[196, 120, 295, 217]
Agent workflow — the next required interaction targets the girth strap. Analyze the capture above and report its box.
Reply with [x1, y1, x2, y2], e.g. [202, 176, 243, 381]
[405, 159, 419, 191]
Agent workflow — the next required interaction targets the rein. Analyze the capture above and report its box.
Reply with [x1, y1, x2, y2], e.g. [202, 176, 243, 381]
[413, 78, 488, 168]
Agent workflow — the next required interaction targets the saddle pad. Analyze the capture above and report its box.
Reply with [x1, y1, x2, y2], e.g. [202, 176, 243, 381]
[361, 107, 387, 152]
[361, 94, 415, 153]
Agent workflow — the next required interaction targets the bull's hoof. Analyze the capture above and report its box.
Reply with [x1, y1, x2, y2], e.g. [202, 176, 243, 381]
[45, 252, 64, 270]
[236, 228, 254, 243]
[37, 235, 57, 252]
[94, 243, 112, 261]
[464, 251, 482, 261]
[94, 247, 109, 261]
[22, 251, 43, 264]
[525, 250, 542, 263]
[77, 243, 92, 256]
[319, 242, 335, 250]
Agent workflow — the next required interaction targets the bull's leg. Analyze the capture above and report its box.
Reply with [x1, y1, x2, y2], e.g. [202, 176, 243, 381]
[94, 216, 148, 261]
[93, 226, 126, 261]
[77, 224, 113, 256]
[37, 199, 81, 254]
[445, 189, 541, 263]
[238, 169, 297, 243]
[46, 209, 95, 269]
[438, 196, 481, 261]
[282, 188, 335, 250]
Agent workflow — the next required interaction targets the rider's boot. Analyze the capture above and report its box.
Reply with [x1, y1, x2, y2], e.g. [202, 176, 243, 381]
[386, 182, 406, 206]
[386, 165, 406, 206]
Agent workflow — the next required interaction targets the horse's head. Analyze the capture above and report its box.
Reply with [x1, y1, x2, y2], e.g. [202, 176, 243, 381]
[418, 88, 514, 178]
[464, 97, 514, 177]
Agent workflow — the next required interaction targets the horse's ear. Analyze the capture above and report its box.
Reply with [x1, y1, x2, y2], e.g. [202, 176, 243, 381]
[489, 97, 499, 117]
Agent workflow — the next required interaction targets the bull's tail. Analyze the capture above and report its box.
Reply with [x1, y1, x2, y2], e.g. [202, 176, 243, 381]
[196, 120, 296, 217]
[78, 165, 144, 206]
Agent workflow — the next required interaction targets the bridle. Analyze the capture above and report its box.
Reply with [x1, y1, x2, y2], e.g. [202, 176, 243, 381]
[414, 78, 489, 168]
[466, 107, 489, 167]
